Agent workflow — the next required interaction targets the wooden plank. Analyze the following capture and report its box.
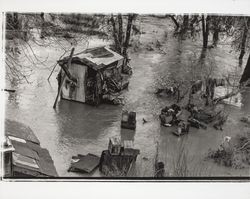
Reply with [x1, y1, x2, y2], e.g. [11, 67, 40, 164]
[53, 48, 75, 109]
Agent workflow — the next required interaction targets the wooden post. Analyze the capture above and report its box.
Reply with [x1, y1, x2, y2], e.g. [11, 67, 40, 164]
[53, 48, 75, 109]
[239, 18, 250, 60]
[47, 63, 58, 81]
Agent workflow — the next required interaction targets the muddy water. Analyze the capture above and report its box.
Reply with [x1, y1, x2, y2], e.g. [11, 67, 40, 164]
[5, 17, 250, 177]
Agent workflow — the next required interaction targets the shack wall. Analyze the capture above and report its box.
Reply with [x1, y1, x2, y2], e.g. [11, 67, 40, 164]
[61, 63, 87, 103]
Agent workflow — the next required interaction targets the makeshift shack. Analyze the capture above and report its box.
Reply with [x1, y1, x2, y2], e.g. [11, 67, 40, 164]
[57, 46, 129, 105]
[3, 119, 58, 178]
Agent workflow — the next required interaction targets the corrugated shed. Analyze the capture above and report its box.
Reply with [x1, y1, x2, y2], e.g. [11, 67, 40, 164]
[5, 119, 58, 177]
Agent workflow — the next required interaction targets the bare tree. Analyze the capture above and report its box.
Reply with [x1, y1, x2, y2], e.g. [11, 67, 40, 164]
[202, 14, 210, 48]
[239, 17, 250, 60]
[240, 53, 250, 84]
[110, 13, 137, 72]
[5, 13, 99, 83]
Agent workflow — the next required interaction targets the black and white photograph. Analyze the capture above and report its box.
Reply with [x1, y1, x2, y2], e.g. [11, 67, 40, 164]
[0, 1, 250, 197]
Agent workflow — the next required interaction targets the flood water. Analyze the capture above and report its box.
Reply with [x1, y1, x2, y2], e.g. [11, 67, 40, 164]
[5, 16, 250, 177]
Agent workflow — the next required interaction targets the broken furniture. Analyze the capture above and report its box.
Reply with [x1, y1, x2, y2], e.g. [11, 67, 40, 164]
[99, 137, 140, 177]
[160, 104, 182, 127]
[121, 111, 136, 130]
[188, 118, 207, 129]
[172, 121, 190, 136]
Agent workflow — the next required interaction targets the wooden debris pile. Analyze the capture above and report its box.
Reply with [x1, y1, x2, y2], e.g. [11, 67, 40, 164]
[207, 135, 250, 169]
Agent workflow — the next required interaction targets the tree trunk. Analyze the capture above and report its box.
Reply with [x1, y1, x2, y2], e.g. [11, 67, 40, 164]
[182, 15, 189, 31]
[180, 15, 189, 39]
[239, 18, 250, 60]
[40, 12, 45, 39]
[122, 14, 134, 62]
[13, 13, 19, 30]
[190, 15, 198, 37]
[190, 15, 198, 28]
[202, 15, 210, 48]
[117, 14, 123, 51]
[240, 53, 250, 84]
[213, 29, 219, 46]
[169, 15, 179, 31]
[110, 15, 121, 53]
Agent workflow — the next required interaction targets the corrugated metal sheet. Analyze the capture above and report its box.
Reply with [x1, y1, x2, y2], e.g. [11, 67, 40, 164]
[83, 47, 123, 66]
[58, 46, 124, 71]
[11, 140, 40, 160]
[5, 120, 58, 177]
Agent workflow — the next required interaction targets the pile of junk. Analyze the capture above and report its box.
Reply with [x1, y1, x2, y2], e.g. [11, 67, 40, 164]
[159, 103, 227, 136]
[68, 110, 139, 177]
[158, 77, 229, 136]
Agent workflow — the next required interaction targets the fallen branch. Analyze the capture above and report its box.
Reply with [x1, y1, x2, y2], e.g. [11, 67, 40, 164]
[213, 88, 240, 104]
[53, 48, 75, 109]
[4, 89, 16, 93]
[213, 80, 249, 104]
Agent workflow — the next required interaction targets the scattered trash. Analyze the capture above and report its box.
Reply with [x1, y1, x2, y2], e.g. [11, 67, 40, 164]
[102, 94, 124, 105]
[155, 86, 178, 97]
[159, 104, 182, 127]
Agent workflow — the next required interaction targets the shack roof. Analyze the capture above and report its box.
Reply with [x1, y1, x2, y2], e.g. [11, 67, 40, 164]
[58, 46, 124, 71]
[5, 119, 40, 144]
[4, 119, 58, 177]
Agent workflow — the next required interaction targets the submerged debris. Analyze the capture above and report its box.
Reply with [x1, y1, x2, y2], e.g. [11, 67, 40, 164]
[99, 137, 140, 177]
[68, 153, 100, 174]
[172, 121, 190, 136]
[159, 104, 181, 127]
[240, 116, 250, 125]
[121, 111, 136, 130]
[207, 135, 250, 169]
[155, 86, 179, 97]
